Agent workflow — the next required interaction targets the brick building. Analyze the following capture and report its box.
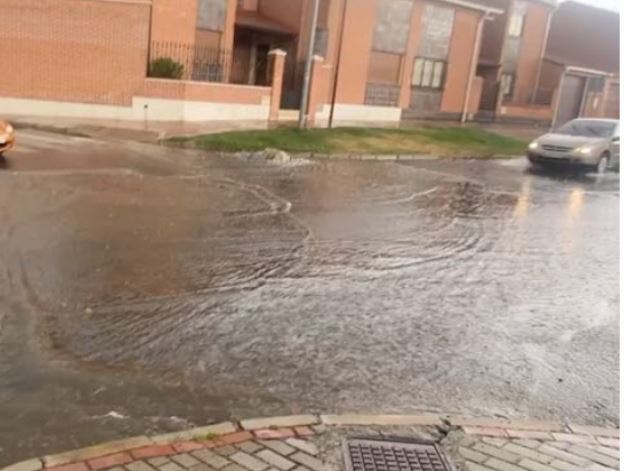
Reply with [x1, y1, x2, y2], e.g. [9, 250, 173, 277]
[148, 0, 502, 125]
[0, 0, 619, 126]
[539, 0, 619, 126]
[472, 0, 619, 126]
[472, 0, 557, 123]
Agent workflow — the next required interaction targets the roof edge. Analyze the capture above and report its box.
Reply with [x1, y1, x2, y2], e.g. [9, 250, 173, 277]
[565, 65, 614, 77]
[545, 56, 618, 77]
[441, 0, 504, 15]
[531, 0, 558, 7]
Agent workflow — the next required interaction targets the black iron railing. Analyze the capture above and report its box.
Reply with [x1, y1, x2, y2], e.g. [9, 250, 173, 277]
[148, 41, 231, 83]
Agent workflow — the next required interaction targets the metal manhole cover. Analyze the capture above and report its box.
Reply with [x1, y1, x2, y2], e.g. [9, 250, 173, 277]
[343, 438, 454, 471]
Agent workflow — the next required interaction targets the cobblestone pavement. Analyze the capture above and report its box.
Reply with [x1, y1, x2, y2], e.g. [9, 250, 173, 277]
[1, 415, 619, 471]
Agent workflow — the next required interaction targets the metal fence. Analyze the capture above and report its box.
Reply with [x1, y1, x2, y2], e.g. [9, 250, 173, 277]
[148, 41, 231, 83]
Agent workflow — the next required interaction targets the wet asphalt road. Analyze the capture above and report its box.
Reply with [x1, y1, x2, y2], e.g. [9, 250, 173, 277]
[0, 131, 619, 464]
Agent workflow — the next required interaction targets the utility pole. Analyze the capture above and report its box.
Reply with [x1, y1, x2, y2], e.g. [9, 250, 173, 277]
[299, 0, 321, 129]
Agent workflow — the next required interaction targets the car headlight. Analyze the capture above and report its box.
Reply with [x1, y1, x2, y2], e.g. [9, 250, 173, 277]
[528, 141, 539, 150]
[574, 145, 593, 155]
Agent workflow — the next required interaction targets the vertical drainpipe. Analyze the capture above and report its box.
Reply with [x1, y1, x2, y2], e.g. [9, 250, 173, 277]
[531, 8, 555, 103]
[146, 2, 154, 76]
[299, 0, 321, 128]
[461, 11, 487, 123]
[550, 69, 566, 129]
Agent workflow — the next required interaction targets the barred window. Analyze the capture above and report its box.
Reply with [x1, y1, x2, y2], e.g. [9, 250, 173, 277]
[412, 58, 446, 89]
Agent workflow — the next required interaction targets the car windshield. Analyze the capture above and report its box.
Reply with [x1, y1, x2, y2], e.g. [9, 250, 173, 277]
[556, 120, 616, 138]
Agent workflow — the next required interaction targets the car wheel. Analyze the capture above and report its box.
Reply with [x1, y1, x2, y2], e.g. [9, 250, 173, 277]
[596, 152, 610, 175]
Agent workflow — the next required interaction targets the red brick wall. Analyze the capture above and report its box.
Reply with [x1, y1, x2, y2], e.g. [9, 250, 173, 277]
[142, 79, 270, 104]
[0, 0, 151, 106]
[151, 0, 198, 44]
[513, 1, 551, 104]
[334, 0, 379, 104]
[440, 9, 480, 113]
[538, 59, 563, 93]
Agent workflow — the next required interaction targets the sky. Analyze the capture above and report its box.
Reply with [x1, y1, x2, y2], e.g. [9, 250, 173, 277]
[569, 0, 620, 11]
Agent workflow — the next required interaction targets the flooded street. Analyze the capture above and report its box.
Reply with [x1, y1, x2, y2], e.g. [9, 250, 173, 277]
[0, 131, 619, 465]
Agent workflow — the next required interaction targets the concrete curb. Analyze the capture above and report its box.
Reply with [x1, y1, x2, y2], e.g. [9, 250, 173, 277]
[12, 123, 520, 161]
[205, 151, 523, 163]
[1, 413, 619, 471]
[12, 121, 163, 143]
[12, 121, 92, 139]
[178, 148, 521, 162]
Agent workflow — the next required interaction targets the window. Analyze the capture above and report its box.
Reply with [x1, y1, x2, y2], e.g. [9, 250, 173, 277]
[412, 58, 446, 89]
[368, 51, 403, 85]
[501, 73, 515, 98]
[508, 11, 525, 37]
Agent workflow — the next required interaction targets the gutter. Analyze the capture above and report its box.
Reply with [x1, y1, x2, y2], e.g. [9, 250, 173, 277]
[565, 65, 614, 77]
[442, 0, 503, 16]
[544, 57, 616, 77]
[530, 0, 558, 6]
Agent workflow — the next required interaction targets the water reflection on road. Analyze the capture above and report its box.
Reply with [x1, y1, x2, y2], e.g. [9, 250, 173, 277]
[0, 132, 619, 464]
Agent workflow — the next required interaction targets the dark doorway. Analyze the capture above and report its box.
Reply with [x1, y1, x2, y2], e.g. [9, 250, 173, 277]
[555, 74, 586, 127]
[254, 44, 270, 86]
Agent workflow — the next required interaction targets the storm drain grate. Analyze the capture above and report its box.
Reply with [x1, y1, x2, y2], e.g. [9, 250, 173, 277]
[343, 438, 454, 471]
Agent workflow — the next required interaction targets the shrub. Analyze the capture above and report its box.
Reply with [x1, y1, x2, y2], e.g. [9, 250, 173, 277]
[148, 57, 184, 79]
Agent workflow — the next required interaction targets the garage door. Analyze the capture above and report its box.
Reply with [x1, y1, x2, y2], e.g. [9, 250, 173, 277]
[555, 74, 586, 127]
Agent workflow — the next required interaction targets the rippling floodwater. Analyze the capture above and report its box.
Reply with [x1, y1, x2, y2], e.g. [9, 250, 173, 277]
[0, 132, 619, 464]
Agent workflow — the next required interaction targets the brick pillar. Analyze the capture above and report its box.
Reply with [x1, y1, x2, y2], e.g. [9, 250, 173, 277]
[223, 0, 238, 83]
[307, 55, 327, 127]
[268, 49, 286, 123]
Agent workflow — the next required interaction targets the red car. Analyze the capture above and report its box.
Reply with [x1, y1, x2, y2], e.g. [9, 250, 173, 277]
[0, 120, 16, 156]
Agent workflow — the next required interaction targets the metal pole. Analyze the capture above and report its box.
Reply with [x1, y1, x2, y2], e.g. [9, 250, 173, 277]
[299, 0, 321, 129]
[461, 12, 486, 123]
[551, 70, 566, 130]
[531, 8, 554, 103]
[328, 0, 348, 129]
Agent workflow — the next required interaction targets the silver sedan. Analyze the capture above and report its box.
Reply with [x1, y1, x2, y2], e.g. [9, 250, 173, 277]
[527, 118, 620, 173]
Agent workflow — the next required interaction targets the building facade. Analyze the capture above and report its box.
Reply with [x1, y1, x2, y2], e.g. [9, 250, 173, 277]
[473, 0, 619, 126]
[0, 0, 619, 126]
[292, 0, 502, 125]
[538, 0, 619, 126]
[473, 0, 557, 123]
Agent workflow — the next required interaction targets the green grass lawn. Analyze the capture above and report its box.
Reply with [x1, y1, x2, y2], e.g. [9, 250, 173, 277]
[168, 126, 528, 158]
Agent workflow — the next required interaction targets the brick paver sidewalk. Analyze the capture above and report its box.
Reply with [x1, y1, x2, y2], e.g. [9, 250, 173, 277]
[2, 415, 619, 471]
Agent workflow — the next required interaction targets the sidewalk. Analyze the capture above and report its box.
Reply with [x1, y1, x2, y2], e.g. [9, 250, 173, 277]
[7, 115, 271, 143]
[2, 414, 619, 471]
